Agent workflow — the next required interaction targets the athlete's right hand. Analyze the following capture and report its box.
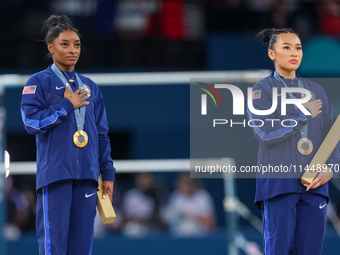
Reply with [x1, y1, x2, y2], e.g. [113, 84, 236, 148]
[301, 94, 322, 119]
[64, 84, 90, 109]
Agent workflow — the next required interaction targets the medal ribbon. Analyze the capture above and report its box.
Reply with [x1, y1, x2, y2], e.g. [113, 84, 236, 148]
[51, 63, 86, 132]
[273, 71, 308, 139]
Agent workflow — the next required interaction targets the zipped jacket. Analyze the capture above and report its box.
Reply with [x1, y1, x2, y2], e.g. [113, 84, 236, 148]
[248, 72, 340, 205]
[21, 65, 116, 190]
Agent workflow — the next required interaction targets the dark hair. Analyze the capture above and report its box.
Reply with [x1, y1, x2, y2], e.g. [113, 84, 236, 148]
[42, 14, 81, 45]
[257, 28, 298, 50]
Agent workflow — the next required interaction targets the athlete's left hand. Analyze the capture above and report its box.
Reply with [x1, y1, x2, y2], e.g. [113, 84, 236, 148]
[305, 167, 334, 191]
[102, 180, 114, 202]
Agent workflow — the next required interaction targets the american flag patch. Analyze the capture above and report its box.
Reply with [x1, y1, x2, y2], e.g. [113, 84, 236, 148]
[22, 85, 37, 95]
[252, 90, 261, 99]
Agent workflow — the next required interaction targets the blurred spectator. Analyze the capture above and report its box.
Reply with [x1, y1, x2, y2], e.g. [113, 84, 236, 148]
[20, 186, 37, 231]
[121, 173, 163, 236]
[143, 0, 206, 40]
[244, 0, 274, 31]
[50, 0, 97, 16]
[319, 0, 340, 36]
[95, 0, 118, 38]
[159, 0, 205, 40]
[272, 0, 297, 29]
[205, 0, 247, 33]
[160, 0, 187, 39]
[162, 174, 216, 237]
[6, 175, 37, 231]
[115, 0, 160, 39]
[5, 176, 30, 240]
[292, 0, 319, 36]
[183, 0, 206, 40]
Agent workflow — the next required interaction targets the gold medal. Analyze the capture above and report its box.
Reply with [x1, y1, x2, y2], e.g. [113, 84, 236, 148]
[297, 138, 313, 155]
[73, 130, 88, 148]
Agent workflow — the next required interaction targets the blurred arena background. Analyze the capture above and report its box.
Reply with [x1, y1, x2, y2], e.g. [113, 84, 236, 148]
[2, 0, 340, 254]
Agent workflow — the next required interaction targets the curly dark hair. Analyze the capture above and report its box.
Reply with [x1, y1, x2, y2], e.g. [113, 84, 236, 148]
[42, 14, 81, 44]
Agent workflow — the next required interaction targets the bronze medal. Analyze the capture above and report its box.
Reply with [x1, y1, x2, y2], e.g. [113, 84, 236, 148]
[73, 130, 88, 148]
[297, 138, 313, 155]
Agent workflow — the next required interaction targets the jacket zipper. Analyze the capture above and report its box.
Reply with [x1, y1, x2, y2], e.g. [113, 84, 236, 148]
[77, 147, 80, 179]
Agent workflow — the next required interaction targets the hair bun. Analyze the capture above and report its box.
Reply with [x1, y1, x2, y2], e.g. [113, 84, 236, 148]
[42, 14, 74, 36]
[257, 29, 274, 44]
[257, 28, 297, 50]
